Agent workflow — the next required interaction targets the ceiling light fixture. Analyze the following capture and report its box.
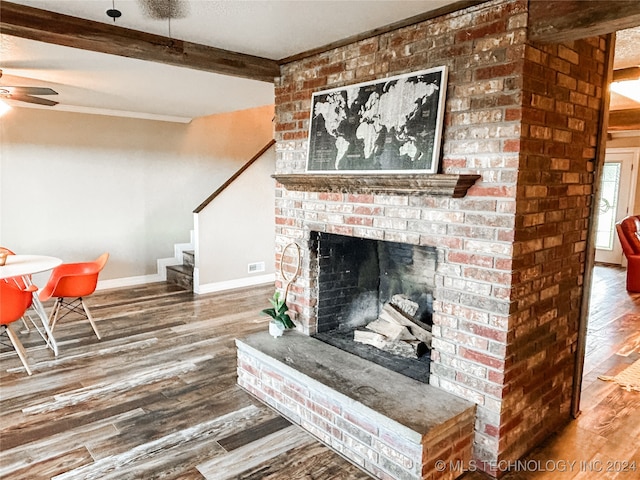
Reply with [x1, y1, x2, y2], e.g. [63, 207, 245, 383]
[611, 79, 640, 104]
[106, 0, 122, 21]
[140, 0, 187, 20]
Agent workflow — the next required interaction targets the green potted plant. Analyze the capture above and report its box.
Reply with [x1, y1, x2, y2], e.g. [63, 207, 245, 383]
[261, 290, 295, 337]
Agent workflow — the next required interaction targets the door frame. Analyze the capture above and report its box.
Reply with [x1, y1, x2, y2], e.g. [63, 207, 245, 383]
[571, 33, 613, 418]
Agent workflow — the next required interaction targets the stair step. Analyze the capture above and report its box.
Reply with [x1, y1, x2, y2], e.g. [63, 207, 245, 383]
[182, 250, 195, 268]
[166, 264, 193, 291]
[167, 264, 193, 274]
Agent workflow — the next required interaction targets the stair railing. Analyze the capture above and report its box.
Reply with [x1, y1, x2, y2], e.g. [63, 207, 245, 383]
[193, 139, 276, 214]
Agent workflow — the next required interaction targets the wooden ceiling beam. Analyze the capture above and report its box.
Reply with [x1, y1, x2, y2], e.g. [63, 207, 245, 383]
[0, 1, 280, 83]
[529, 0, 640, 43]
[608, 109, 640, 131]
[613, 66, 640, 82]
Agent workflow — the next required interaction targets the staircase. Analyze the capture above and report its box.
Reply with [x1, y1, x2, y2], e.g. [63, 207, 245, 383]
[166, 250, 194, 291]
[169, 140, 274, 294]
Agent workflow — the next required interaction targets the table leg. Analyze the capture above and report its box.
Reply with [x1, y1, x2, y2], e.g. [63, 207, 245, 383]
[30, 293, 59, 356]
[19, 275, 59, 356]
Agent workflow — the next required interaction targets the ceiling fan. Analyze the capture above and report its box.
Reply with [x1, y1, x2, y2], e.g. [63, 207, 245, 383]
[0, 70, 58, 107]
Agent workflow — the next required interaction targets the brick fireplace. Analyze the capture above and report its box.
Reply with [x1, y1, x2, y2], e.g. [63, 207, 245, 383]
[237, 0, 609, 478]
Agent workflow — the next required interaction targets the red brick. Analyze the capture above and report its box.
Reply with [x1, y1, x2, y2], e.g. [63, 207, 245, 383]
[344, 216, 373, 226]
[455, 20, 507, 43]
[460, 347, 505, 369]
[353, 205, 383, 216]
[460, 319, 508, 343]
[275, 217, 296, 226]
[282, 131, 308, 141]
[318, 192, 344, 202]
[326, 225, 353, 236]
[347, 194, 375, 204]
[503, 139, 521, 152]
[558, 45, 580, 64]
[447, 251, 495, 268]
[468, 185, 517, 198]
[505, 108, 522, 121]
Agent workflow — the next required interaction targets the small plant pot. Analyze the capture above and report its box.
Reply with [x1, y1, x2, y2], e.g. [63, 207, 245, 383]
[269, 320, 285, 338]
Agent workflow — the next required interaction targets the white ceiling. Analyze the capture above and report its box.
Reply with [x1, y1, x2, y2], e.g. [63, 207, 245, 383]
[1, 1, 638, 122]
[0, 0, 454, 122]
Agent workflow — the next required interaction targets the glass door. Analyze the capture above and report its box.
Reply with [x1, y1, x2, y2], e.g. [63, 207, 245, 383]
[594, 149, 639, 264]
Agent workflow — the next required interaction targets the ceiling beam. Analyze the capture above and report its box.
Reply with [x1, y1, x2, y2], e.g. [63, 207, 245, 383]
[613, 67, 640, 82]
[529, 0, 640, 43]
[0, 1, 280, 83]
[608, 109, 640, 131]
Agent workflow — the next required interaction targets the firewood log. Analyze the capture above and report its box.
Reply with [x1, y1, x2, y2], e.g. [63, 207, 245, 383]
[378, 304, 432, 345]
[354, 330, 388, 349]
[365, 319, 415, 341]
[390, 294, 419, 316]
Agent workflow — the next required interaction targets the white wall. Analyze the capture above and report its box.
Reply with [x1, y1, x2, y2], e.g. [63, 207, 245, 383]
[0, 104, 275, 285]
[195, 145, 276, 293]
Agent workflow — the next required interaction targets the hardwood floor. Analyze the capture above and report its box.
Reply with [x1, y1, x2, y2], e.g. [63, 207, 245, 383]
[0, 265, 638, 479]
[0, 283, 368, 480]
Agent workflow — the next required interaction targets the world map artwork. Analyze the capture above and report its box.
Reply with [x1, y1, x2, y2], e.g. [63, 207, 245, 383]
[306, 67, 447, 173]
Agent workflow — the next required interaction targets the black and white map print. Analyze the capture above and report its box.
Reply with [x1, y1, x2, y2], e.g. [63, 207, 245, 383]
[307, 66, 447, 173]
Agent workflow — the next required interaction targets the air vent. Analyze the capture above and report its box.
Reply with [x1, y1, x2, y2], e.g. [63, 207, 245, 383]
[248, 261, 265, 274]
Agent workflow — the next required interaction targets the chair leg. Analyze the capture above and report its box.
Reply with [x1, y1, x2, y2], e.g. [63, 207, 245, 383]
[80, 298, 101, 340]
[5, 324, 33, 375]
[21, 316, 30, 332]
[49, 298, 62, 332]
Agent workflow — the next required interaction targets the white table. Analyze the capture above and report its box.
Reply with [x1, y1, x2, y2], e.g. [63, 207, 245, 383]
[0, 255, 62, 356]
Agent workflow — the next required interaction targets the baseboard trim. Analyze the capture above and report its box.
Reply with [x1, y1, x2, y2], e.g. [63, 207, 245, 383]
[195, 273, 275, 294]
[97, 272, 275, 293]
[97, 273, 164, 290]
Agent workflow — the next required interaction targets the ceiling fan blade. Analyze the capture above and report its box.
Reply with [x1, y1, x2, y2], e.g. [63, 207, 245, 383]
[7, 93, 59, 106]
[2, 86, 58, 96]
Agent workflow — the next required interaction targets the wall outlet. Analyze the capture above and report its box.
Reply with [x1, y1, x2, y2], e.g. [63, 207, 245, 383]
[248, 261, 265, 274]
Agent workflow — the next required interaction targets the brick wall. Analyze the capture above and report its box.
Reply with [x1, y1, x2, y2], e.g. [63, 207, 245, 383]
[496, 37, 607, 463]
[271, 0, 607, 475]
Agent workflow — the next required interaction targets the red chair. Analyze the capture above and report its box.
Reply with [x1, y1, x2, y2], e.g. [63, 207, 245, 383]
[0, 281, 37, 375]
[39, 253, 109, 340]
[615, 215, 640, 293]
[1, 246, 34, 331]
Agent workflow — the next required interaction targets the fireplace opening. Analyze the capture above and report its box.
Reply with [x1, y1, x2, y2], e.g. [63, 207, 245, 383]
[311, 231, 437, 383]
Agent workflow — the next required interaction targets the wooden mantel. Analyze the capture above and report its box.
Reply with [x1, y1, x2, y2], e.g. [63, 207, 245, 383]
[272, 173, 481, 198]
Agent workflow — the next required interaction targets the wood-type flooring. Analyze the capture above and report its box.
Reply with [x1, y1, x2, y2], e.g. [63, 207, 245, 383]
[0, 264, 638, 479]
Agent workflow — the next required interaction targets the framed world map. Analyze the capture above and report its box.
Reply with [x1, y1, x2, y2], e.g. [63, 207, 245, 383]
[306, 66, 448, 174]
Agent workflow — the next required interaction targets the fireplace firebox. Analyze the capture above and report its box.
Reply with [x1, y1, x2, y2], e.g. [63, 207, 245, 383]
[311, 232, 437, 382]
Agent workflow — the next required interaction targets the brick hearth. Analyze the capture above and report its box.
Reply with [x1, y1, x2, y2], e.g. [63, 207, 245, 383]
[237, 332, 475, 480]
